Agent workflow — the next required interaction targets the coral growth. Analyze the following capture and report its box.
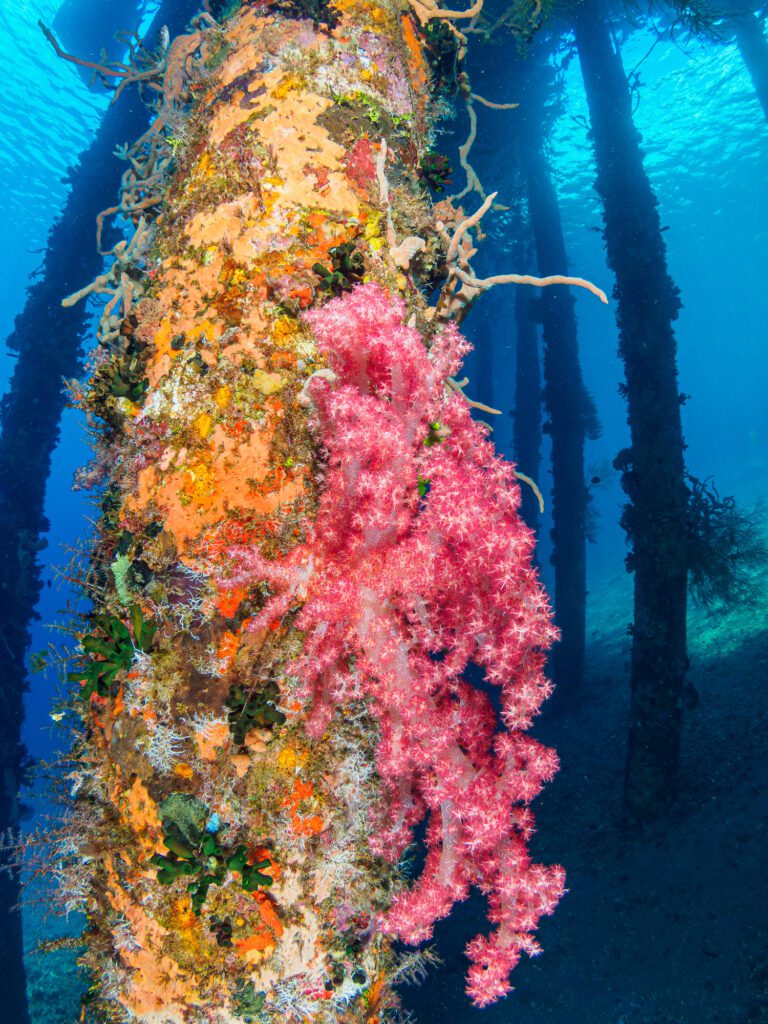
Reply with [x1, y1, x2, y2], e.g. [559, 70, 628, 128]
[40, 0, 571, 1017]
[418, 151, 452, 192]
[219, 284, 564, 1005]
[684, 473, 767, 609]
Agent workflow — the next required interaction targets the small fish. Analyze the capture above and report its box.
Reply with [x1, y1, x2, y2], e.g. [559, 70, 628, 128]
[588, 459, 617, 488]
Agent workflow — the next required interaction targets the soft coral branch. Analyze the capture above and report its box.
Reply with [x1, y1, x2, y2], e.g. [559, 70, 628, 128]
[214, 283, 564, 1005]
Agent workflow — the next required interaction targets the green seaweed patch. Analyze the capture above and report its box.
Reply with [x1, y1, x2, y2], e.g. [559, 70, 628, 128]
[151, 794, 273, 914]
[317, 97, 401, 148]
[110, 531, 155, 598]
[423, 421, 447, 447]
[210, 916, 234, 948]
[68, 606, 156, 701]
[418, 152, 452, 193]
[233, 980, 266, 1021]
[312, 242, 364, 296]
[422, 19, 460, 92]
[111, 553, 133, 606]
[203, 33, 234, 71]
[226, 680, 286, 745]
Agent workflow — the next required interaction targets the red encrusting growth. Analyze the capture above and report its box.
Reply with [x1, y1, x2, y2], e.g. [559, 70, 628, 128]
[216, 284, 565, 1006]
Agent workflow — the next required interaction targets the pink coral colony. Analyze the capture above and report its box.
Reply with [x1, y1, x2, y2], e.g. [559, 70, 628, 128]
[219, 284, 565, 1006]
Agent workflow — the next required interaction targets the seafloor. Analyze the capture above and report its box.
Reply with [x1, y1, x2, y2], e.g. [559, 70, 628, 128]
[24, 562, 768, 1024]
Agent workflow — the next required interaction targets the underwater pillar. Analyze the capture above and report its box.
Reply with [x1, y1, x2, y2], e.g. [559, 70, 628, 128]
[501, 44, 598, 707]
[56, 2, 567, 1020]
[0, 798, 28, 1024]
[0, 6, 198, 1022]
[730, 10, 768, 122]
[574, 0, 690, 820]
[525, 143, 596, 710]
[512, 248, 542, 536]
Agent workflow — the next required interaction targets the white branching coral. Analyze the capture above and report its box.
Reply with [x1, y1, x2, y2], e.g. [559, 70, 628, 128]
[434, 191, 608, 324]
[145, 721, 188, 771]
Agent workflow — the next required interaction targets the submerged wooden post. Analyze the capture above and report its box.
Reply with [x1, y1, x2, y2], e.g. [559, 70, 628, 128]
[41, 2, 611, 1018]
[573, 0, 690, 820]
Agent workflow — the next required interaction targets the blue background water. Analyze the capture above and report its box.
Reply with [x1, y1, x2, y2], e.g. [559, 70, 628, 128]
[1, 2, 766, 1021]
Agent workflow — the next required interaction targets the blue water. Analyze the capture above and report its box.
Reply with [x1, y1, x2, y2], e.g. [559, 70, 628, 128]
[1, 2, 766, 1022]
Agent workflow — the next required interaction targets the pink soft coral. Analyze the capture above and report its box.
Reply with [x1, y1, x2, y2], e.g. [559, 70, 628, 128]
[220, 283, 564, 1005]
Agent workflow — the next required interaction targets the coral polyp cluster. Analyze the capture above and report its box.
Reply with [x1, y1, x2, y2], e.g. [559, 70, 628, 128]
[221, 283, 565, 1006]
[48, 0, 565, 1021]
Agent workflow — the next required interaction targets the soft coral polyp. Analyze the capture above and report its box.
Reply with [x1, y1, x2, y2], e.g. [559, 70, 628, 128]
[223, 283, 565, 1005]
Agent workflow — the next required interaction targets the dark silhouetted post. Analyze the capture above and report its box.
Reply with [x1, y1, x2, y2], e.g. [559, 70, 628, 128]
[574, 0, 690, 820]
[730, 10, 768, 121]
[510, 52, 600, 709]
[512, 239, 543, 534]
[0, 3, 196, 1016]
